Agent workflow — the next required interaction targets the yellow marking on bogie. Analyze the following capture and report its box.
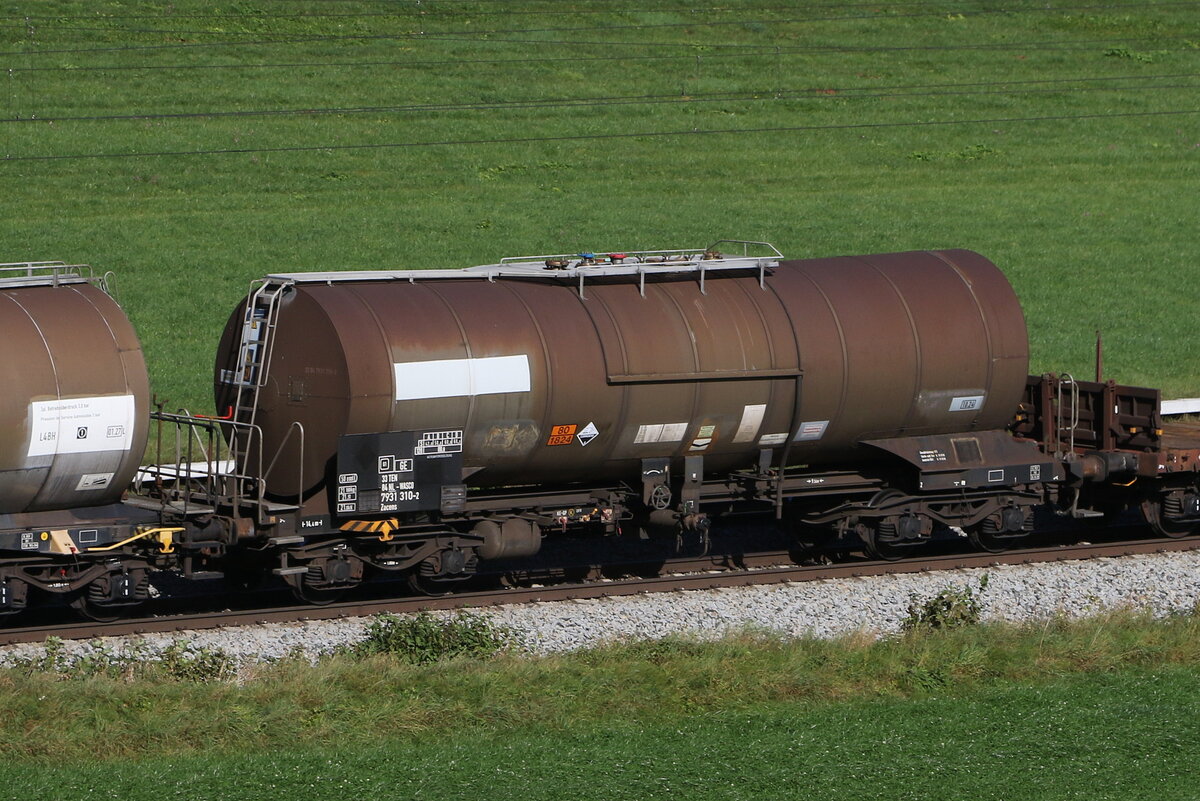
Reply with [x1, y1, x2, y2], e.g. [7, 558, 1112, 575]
[338, 518, 399, 541]
[86, 526, 185, 554]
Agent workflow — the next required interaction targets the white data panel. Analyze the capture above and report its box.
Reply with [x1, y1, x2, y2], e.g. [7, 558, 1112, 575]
[394, 355, 531, 401]
[27, 395, 136, 458]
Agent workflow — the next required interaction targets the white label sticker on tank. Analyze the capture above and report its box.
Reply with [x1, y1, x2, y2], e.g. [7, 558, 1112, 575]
[75, 473, 115, 491]
[732, 404, 767, 443]
[949, 395, 985, 412]
[634, 422, 689, 444]
[758, 432, 788, 447]
[393, 355, 530, 401]
[794, 420, 830, 441]
[27, 395, 136, 458]
[576, 422, 599, 447]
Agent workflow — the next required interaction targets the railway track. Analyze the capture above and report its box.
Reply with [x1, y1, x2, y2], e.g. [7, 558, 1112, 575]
[3, 534, 1197, 646]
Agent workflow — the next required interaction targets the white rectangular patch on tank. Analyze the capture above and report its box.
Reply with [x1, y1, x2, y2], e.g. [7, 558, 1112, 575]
[27, 395, 136, 458]
[393, 355, 531, 401]
[794, 420, 830, 441]
[634, 422, 689, 444]
[732, 404, 767, 443]
[949, 395, 986, 412]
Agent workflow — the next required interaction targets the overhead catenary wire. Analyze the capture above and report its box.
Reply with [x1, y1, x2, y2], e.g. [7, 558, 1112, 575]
[6, 35, 1198, 73]
[26, 1, 1200, 42]
[5, 1, 1198, 57]
[0, 1, 1130, 22]
[4, 108, 1197, 163]
[5, 73, 1199, 125]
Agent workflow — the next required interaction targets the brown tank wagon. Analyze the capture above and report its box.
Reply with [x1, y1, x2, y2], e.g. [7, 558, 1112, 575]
[216, 246, 1029, 501]
[0, 264, 149, 514]
[207, 243, 1068, 593]
[0, 263, 161, 618]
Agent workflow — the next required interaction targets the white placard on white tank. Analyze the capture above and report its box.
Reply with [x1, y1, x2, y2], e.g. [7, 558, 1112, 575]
[27, 395, 136, 458]
[393, 355, 531, 401]
[732, 404, 767, 443]
[634, 422, 689, 444]
[948, 395, 986, 412]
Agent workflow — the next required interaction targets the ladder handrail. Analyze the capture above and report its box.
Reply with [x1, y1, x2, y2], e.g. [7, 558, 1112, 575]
[1056, 372, 1080, 457]
[228, 278, 291, 444]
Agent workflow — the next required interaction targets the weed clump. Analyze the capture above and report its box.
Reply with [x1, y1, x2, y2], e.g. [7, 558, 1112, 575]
[5, 636, 236, 682]
[348, 611, 514, 664]
[901, 575, 989, 633]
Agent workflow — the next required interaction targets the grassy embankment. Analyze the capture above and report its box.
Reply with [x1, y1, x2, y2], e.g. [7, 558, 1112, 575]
[1, 610, 1199, 798]
[1, 1, 1197, 409]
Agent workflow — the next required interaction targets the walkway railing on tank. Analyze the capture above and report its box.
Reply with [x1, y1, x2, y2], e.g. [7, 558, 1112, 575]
[0, 261, 97, 288]
[259, 240, 784, 300]
[136, 409, 305, 527]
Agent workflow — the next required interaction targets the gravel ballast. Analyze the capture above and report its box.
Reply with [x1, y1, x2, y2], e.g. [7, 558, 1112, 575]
[3, 550, 1199, 667]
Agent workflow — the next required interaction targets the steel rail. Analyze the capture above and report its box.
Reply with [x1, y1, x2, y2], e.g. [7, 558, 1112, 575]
[2, 536, 1198, 646]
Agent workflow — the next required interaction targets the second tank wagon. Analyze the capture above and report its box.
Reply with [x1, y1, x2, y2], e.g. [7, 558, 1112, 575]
[216, 245, 1030, 505]
[204, 243, 1053, 593]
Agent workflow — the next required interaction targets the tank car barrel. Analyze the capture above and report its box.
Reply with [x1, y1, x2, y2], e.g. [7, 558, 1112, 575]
[216, 248, 1028, 507]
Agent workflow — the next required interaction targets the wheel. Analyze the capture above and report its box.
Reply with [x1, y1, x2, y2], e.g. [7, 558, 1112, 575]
[290, 582, 347, 606]
[1142, 497, 1200, 539]
[965, 517, 1013, 554]
[69, 593, 128, 622]
[289, 557, 363, 605]
[70, 571, 146, 621]
[858, 521, 904, 562]
[405, 570, 467, 597]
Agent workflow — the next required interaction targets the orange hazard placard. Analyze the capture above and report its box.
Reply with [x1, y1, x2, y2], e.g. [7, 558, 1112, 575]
[546, 424, 577, 446]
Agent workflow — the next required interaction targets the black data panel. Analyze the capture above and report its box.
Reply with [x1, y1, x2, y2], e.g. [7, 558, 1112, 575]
[334, 430, 463, 516]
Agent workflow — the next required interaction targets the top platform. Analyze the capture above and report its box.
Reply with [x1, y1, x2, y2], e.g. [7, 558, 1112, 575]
[0, 262, 96, 290]
[265, 240, 783, 290]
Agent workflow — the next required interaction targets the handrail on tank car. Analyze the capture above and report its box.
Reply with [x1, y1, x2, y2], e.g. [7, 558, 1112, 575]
[263, 241, 782, 300]
[141, 410, 233, 511]
[135, 412, 220, 515]
[496, 239, 781, 266]
[1055, 373, 1081, 460]
[141, 411, 296, 525]
[705, 239, 785, 258]
[260, 421, 305, 512]
[0, 261, 95, 288]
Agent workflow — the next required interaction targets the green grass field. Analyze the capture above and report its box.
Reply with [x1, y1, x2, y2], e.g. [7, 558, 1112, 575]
[2, 612, 1200, 799]
[2, 1, 1198, 409]
[2, 669, 1198, 800]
